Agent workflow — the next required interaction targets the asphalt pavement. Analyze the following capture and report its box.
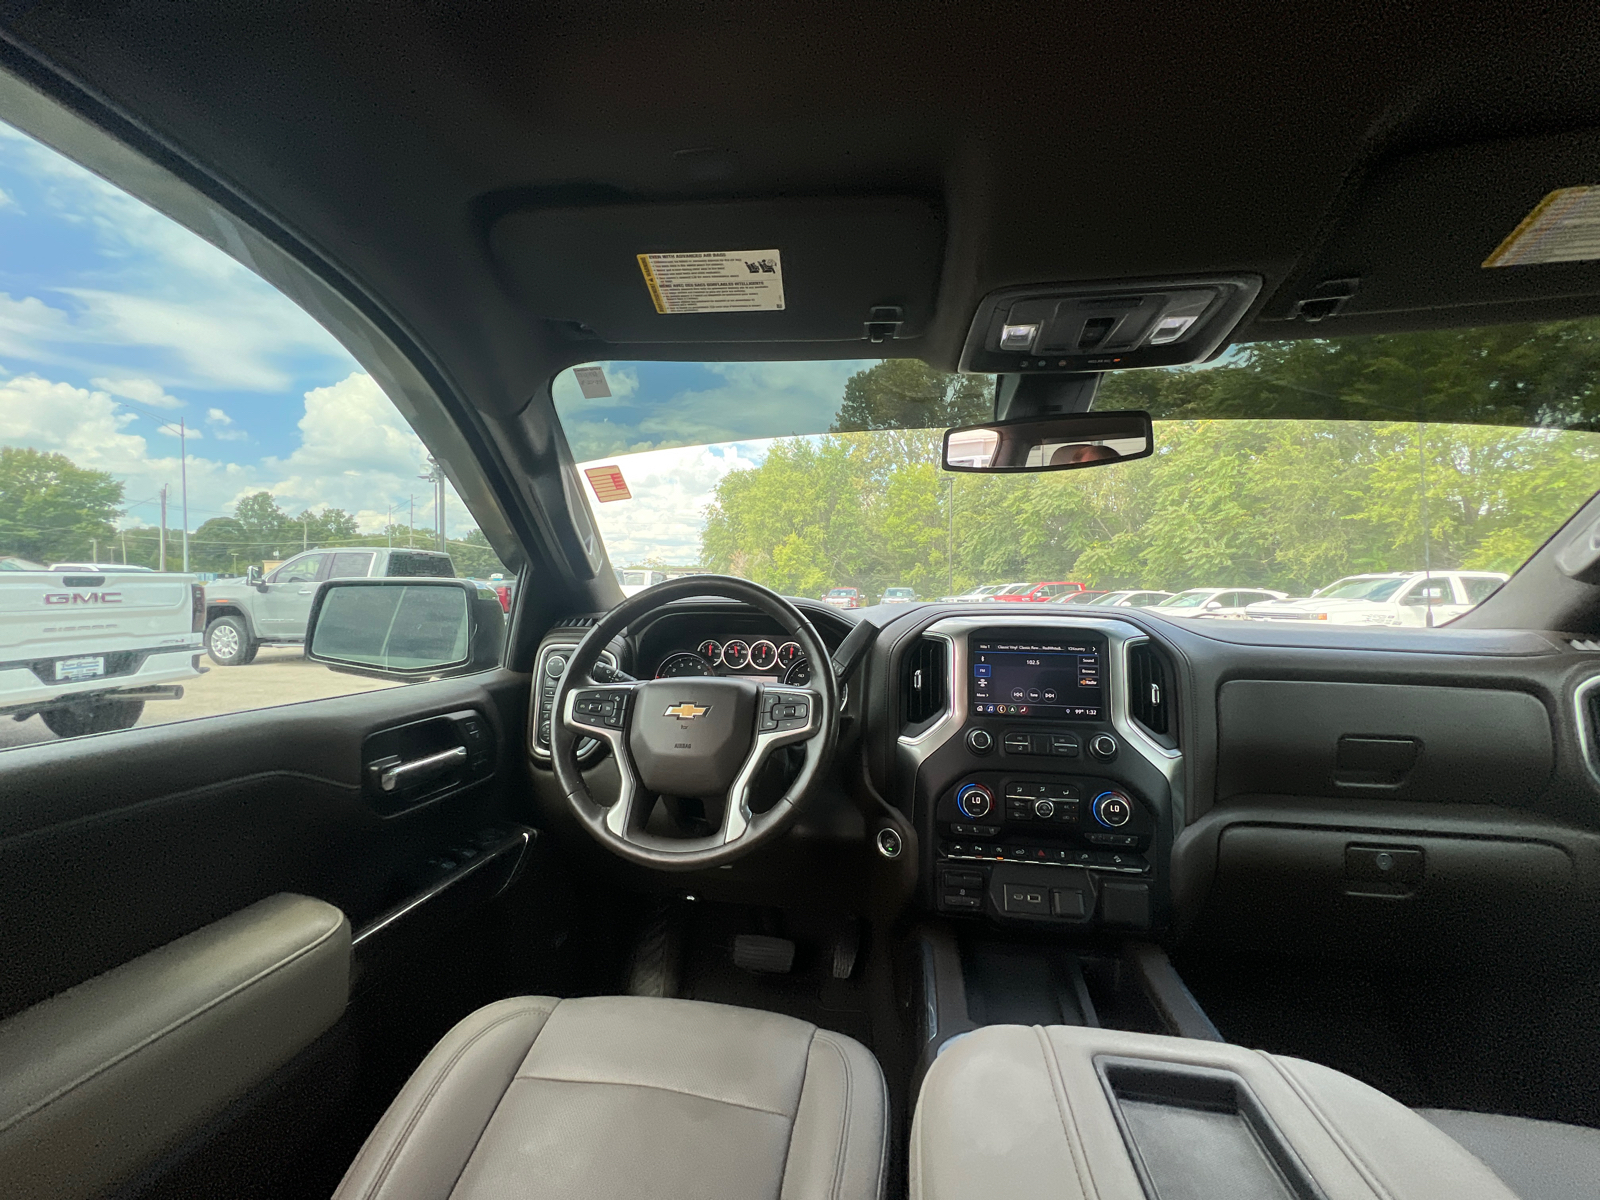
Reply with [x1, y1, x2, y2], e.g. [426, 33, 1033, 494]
[0, 646, 399, 749]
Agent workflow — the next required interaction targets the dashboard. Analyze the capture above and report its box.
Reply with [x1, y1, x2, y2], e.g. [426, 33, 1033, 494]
[655, 635, 814, 686]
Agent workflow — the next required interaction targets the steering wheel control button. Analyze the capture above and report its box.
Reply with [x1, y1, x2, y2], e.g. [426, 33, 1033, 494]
[955, 783, 994, 820]
[1089, 733, 1119, 760]
[573, 688, 629, 729]
[966, 728, 994, 754]
[1093, 791, 1133, 827]
[761, 689, 814, 732]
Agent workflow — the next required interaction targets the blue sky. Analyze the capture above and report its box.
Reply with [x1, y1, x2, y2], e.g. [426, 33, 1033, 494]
[0, 118, 470, 539]
[0, 114, 885, 564]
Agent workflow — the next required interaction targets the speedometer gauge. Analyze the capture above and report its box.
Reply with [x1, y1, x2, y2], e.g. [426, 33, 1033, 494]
[696, 639, 722, 665]
[749, 640, 778, 670]
[783, 657, 811, 686]
[721, 639, 750, 669]
[655, 651, 715, 678]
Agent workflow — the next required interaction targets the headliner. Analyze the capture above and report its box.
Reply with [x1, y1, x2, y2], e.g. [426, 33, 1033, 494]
[4, 1, 1600, 428]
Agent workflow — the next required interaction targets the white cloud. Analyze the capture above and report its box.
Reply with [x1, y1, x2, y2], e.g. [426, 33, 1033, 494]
[578, 441, 767, 564]
[0, 368, 477, 539]
[204, 406, 249, 441]
[91, 376, 184, 409]
[206, 407, 232, 425]
[0, 186, 18, 212]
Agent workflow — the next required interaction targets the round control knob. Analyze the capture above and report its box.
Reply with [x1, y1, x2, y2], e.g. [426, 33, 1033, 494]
[966, 728, 994, 755]
[545, 654, 567, 678]
[955, 783, 993, 820]
[1093, 791, 1133, 828]
[1089, 732, 1119, 760]
[1033, 798, 1056, 820]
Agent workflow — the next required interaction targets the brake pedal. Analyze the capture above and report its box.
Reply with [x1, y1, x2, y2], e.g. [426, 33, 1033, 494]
[732, 933, 795, 974]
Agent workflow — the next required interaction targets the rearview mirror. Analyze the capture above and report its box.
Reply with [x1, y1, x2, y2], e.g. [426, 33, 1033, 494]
[305, 578, 505, 680]
[942, 410, 1153, 473]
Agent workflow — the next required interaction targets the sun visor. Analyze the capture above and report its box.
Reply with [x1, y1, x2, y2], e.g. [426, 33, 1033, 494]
[1262, 129, 1600, 328]
[489, 197, 943, 344]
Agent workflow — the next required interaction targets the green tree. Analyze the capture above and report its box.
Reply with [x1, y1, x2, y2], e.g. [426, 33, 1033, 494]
[0, 446, 123, 562]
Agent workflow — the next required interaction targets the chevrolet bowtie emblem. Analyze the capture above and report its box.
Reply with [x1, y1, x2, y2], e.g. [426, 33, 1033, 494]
[665, 702, 710, 720]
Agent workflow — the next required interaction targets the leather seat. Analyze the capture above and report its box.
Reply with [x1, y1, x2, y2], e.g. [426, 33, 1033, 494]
[333, 995, 888, 1200]
[1417, 1108, 1600, 1200]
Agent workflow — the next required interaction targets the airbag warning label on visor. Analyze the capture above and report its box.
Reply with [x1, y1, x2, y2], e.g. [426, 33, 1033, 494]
[637, 250, 785, 313]
[1484, 186, 1600, 267]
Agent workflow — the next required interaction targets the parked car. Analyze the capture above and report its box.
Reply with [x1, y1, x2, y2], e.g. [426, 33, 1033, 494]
[615, 568, 666, 597]
[48, 562, 156, 573]
[992, 581, 1085, 602]
[1049, 589, 1110, 605]
[202, 546, 456, 665]
[880, 587, 918, 604]
[0, 562, 204, 736]
[1091, 590, 1175, 607]
[823, 586, 865, 609]
[1155, 587, 1289, 618]
[1244, 571, 1509, 626]
[942, 584, 1008, 602]
[474, 575, 514, 613]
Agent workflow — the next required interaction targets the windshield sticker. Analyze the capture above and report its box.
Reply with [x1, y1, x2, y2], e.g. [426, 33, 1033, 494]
[584, 464, 633, 503]
[572, 365, 612, 398]
[636, 249, 785, 313]
[1484, 186, 1600, 267]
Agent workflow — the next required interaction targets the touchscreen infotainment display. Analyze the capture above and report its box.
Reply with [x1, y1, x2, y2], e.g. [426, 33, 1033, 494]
[970, 634, 1103, 719]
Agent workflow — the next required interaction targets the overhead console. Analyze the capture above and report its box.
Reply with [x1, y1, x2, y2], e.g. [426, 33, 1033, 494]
[899, 617, 1182, 933]
[958, 275, 1261, 374]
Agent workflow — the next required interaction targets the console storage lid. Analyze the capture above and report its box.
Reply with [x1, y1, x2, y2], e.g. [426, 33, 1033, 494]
[910, 1024, 1515, 1200]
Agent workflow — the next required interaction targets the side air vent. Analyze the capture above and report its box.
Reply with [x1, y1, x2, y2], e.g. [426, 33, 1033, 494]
[902, 637, 948, 727]
[1571, 638, 1600, 653]
[1128, 641, 1176, 745]
[552, 615, 601, 630]
[1584, 686, 1600, 773]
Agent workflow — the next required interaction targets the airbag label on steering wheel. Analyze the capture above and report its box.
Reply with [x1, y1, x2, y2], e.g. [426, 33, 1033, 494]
[637, 250, 785, 313]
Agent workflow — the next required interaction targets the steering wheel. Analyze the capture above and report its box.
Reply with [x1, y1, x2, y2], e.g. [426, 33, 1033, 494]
[550, 575, 840, 871]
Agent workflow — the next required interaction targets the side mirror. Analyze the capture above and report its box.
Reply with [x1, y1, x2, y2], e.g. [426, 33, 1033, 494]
[943, 410, 1153, 473]
[305, 578, 505, 680]
[1204, 600, 1223, 610]
[246, 564, 265, 588]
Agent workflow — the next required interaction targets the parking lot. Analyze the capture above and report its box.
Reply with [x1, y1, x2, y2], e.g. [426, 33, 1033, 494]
[0, 647, 400, 749]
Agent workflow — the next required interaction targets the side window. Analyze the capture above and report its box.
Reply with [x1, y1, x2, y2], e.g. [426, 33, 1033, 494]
[328, 550, 376, 578]
[1210, 592, 1237, 607]
[1401, 579, 1452, 606]
[1460, 576, 1502, 604]
[273, 553, 326, 584]
[0, 119, 511, 748]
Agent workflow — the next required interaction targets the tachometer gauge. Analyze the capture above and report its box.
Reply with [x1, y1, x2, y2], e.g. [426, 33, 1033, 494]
[655, 651, 715, 678]
[776, 641, 801, 670]
[749, 639, 778, 671]
[783, 657, 811, 686]
[696, 639, 722, 666]
[721, 639, 750, 669]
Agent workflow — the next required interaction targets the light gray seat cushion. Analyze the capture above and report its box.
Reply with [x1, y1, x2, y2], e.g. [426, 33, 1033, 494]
[1417, 1108, 1600, 1200]
[334, 994, 888, 1200]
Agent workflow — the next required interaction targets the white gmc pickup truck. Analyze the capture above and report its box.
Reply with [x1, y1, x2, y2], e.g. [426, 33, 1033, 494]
[0, 559, 205, 736]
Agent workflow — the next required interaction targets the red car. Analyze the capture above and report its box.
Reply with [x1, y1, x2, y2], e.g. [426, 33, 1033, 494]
[992, 581, 1085, 603]
[823, 587, 863, 609]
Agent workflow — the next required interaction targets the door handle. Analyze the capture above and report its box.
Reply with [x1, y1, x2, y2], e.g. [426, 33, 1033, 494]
[298, 587, 314, 594]
[371, 745, 468, 793]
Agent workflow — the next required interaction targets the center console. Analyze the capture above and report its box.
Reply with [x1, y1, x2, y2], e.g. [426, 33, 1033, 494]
[898, 617, 1181, 931]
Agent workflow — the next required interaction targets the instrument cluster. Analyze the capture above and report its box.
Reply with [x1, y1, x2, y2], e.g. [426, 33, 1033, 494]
[655, 637, 812, 686]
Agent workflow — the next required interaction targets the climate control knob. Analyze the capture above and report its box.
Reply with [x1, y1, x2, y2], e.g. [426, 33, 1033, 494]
[1033, 798, 1056, 820]
[1089, 733, 1119, 760]
[955, 783, 994, 820]
[1092, 790, 1133, 828]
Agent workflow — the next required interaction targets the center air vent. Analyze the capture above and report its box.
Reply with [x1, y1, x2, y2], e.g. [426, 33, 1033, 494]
[1128, 641, 1176, 744]
[552, 615, 602, 630]
[903, 636, 948, 727]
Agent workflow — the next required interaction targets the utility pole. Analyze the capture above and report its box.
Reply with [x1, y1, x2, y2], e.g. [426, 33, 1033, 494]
[180, 418, 190, 572]
[420, 459, 445, 552]
[92, 537, 98, 562]
[120, 529, 127, 565]
[158, 485, 168, 571]
[303, 515, 308, 551]
[408, 495, 415, 548]
[1418, 421, 1433, 627]
[386, 504, 393, 548]
[947, 475, 955, 598]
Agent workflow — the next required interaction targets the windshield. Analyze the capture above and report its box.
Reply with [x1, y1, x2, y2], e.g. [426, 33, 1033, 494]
[1318, 577, 1409, 602]
[554, 324, 1600, 626]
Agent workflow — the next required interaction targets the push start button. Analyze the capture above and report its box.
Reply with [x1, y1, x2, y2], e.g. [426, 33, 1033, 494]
[1002, 883, 1049, 915]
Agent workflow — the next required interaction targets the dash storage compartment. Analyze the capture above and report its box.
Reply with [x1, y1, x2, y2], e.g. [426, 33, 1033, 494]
[1097, 1058, 1326, 1200]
